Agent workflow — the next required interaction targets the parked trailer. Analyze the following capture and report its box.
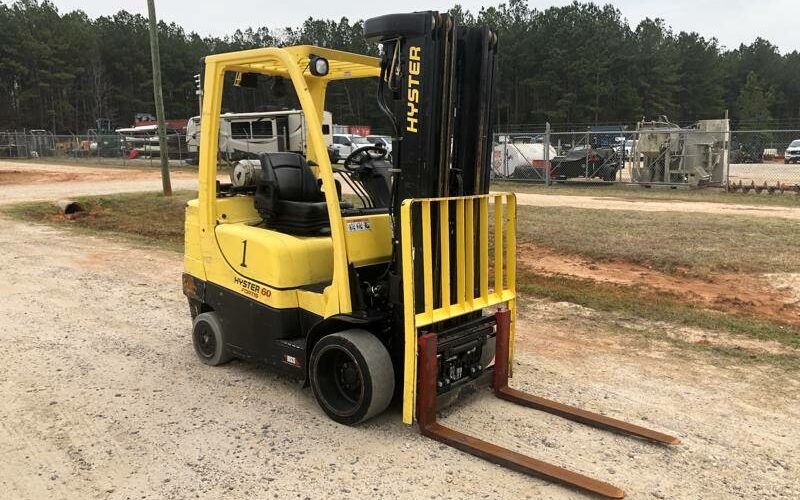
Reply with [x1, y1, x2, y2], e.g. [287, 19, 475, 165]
[186, 110, 333, 163]
[115, 124, 188, 160]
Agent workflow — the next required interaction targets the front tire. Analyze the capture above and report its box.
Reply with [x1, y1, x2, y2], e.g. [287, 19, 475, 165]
[192, 312, 233, 366]
[310, 329, 394, 426]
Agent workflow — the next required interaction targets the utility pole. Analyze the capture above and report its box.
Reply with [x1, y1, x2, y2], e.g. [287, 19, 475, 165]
[147, 0, 172, 196]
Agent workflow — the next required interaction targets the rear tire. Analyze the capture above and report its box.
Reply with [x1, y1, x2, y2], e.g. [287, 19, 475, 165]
[310, 329, 394, 426]
[192, 312, 233, 366]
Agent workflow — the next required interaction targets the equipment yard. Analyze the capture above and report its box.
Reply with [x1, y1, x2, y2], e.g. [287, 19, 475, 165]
[3, 1, 800, 497]
[1, 161, 799, 499]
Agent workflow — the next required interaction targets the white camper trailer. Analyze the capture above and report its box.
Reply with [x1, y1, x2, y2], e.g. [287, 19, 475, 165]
[186, 110, 333, 163]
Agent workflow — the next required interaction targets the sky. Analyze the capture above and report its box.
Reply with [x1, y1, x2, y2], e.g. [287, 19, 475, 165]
[44, 0, 798, 53]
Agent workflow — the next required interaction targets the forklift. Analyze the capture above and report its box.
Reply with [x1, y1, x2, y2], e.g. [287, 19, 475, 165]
[183, 11, 679, 498]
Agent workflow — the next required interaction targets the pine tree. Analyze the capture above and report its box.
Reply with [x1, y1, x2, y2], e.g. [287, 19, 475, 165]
[736, 71, 775, 128]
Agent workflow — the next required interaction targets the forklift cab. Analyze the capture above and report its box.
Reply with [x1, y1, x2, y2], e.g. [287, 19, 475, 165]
[183, 13, 520, 430]
[183, 22, 518, 429]
[185, 46, 392, 327]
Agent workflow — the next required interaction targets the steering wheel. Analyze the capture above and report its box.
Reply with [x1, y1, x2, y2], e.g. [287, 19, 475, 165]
[344, 145, 389, 171]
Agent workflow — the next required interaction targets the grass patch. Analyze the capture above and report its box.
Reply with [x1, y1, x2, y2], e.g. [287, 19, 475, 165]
[537, 294, 800, 369]
[496, 182, 800, 207]
[4, 190, 797, 365]
[6, 192, 798, 276]
[519, 270, 800, 350]
[516, 205, 800, 274]
[1, 191, 194, 251]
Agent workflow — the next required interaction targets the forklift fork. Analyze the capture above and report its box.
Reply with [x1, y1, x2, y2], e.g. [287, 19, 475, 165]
[416, 310, 680, 498]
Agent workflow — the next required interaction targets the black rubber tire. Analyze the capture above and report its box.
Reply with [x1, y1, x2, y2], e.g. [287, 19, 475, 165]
[192, 312, 233, 366]
[309, 329, 394, 426]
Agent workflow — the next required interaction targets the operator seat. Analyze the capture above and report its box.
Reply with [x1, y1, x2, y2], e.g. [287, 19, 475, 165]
[254, 152, 344, 236]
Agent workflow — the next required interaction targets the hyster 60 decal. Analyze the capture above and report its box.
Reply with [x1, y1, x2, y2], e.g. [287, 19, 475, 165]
[406, 46, 421, 133]
[233, 275, 271, 300]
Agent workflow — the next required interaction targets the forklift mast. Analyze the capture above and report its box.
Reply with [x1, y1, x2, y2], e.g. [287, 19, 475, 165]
[365, 11, 497, 207]
[365, 11, 498, 348]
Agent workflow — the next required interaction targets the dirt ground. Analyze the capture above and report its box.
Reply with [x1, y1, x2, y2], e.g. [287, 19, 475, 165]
[518, 243, 800, 327]
[0, 161, 199, 204]
[727, 162, 800, 186]
[0, 161, 195, 182]
[2, 161, 799, 499]
[0, 165, 133, 186]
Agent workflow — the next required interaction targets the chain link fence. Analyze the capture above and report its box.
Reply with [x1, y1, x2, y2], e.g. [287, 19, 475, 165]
[492, 124, 800, 191]
[4, 126, 800, 191]
[0, 130, 194, 167]
[0, 126, 330, 169]
[727, 130, 800, 191]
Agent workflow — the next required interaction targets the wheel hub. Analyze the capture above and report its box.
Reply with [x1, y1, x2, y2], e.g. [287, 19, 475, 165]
[315, 346, 364, 416]
[196, 324, 216, 358]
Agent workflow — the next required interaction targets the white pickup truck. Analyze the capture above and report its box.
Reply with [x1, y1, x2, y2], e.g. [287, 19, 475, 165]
[331, 133, 375, 162]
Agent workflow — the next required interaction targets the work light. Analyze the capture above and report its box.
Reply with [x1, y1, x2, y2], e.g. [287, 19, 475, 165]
[309, 55, 329, 76]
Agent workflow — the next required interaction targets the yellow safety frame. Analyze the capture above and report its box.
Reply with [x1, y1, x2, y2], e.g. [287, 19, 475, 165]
[400, 193, 517, 424]
[197, 46, 381, 316]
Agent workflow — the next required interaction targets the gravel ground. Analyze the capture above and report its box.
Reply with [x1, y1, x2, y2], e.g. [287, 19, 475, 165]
[2, 217, 799, 499]
[1, 162, 799, 499]
[612, 162, 800, 185]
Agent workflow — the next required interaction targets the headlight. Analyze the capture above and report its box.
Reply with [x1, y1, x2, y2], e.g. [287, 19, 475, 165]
[309, 55, 329, 76]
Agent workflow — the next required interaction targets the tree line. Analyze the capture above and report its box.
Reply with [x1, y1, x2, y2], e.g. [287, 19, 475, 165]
[0, 0, 798, 135]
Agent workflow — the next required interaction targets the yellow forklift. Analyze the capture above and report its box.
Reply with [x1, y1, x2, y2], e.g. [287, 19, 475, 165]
[183, 11, 678, 498]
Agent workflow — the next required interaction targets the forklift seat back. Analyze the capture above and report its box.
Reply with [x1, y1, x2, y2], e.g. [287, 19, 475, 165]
[254, 153, 330, 235]
[255, 152, 341, 236]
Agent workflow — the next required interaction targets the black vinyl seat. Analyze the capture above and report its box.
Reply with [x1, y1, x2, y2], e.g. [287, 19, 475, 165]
[254, 152, 347, 236]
